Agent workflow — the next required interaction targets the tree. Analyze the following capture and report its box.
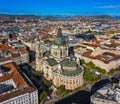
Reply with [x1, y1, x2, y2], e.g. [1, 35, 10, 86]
[39, 91, 48, 102]
[86, 61, 95, 69]
[34, 70, 41, 78]
[80, 59, 85, 65]
[56, 85, 68, 96]
[56, 88, 62, 96]
[95, 67, 106, 74]
[63, 90, 69, 96]
[56, 85, 65, 96]
[111, 77, 119, 83]
[43, 79, 51, 88]
[108, 69, 115, 74]
[106, 30, 116, 35]
[84, 68, 100, 82]
[85, 62, 106, 74]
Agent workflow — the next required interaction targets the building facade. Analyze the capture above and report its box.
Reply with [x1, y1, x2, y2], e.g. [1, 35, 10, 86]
[0, 63, 38, 104]
[36, 28, 84, 90]
[91, 83, 120, 104]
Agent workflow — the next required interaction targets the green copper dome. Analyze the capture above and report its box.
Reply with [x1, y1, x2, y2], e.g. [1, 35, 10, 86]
[53, 28, 66, 46]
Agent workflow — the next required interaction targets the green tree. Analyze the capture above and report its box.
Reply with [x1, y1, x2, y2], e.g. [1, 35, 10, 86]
[63, 90, 69, 96]
[108, 69, 115, 74]
[56, 88, 62, 96]
[56, 85, 66, 96]
[85, 62, 106, 74]
[39, 91, 48, 102]
[44, 79, 51, 88]
[106, 30, 116, 35]
[84, 68, 100, 82]
[34, 70, 41, 78]
[95, 67, 106, 74]
[86, 61, 95, 69]
[80, 59, 85, 65]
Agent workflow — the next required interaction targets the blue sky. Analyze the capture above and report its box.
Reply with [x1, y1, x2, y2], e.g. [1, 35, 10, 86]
[0, 0, 120, 16]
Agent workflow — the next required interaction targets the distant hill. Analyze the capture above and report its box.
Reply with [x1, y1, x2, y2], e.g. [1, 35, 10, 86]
[0, 14, 41, 21]
[92, 15, 113, 19]
[0, 14, 115, 21]
[113, 16, 120, 19]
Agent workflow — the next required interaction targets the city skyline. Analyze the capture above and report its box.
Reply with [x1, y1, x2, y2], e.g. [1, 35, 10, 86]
[0, 0, 120, 16]
[1, 1, 120, 103]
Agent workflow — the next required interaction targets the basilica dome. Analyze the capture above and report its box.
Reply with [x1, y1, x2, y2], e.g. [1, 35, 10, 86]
[53, 28, 66, 46]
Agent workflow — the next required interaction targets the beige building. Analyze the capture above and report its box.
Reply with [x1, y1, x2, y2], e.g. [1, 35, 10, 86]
[36, 28, 84, 90]
[74, 40, 120, 73]
[0, 43, 29, 65]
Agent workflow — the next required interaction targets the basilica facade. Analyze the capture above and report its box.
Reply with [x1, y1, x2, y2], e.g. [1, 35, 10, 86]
[36, 28, 84, 90]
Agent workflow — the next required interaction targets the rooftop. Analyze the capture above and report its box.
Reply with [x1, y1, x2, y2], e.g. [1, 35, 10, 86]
[60, 58, 77, 67]
[91, 83, 120, 103]
[46, 58, 58, 66]
[0, 87, 36, 103]
[95, 52, 120, 64]
[61, 68, 82, 76]
[0, 62, 36, 103]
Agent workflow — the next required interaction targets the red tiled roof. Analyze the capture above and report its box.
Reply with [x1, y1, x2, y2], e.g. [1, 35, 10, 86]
[0, 44, 12, 50]
[0, 63, 27, 87]
[20, 50, 28, 55]
[0, 62, 36, 103]
[11, 53, 20, 58]
[0, 56, 12, 62]
[83, 43, 98, 48]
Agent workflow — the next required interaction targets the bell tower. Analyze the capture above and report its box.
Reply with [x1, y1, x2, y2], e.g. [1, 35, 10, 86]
[36, 38, 42, 71]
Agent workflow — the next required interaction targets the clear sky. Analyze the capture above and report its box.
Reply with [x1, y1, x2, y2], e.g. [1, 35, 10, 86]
[0, 0, 120, 16]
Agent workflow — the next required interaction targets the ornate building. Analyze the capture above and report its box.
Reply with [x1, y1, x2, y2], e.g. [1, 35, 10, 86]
[36, 28, 84, 90]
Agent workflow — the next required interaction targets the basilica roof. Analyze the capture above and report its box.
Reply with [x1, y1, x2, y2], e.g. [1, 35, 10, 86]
[60, 58, 77, 67]
[45, 57, 83, 76]
[46, 58, 58, 66]
[62, 68, 82, 76]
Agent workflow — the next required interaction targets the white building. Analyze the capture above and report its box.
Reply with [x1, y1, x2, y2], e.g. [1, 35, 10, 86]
[0, 63, 38, 104]
[91, 82, 120, 104]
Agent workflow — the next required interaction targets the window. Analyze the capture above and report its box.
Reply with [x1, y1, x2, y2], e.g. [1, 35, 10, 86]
[46, 66, 49, 69]
[53, 51, 57, 55]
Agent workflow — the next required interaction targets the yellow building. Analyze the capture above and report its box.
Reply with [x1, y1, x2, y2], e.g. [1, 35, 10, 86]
[36, 28, 84, 90]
